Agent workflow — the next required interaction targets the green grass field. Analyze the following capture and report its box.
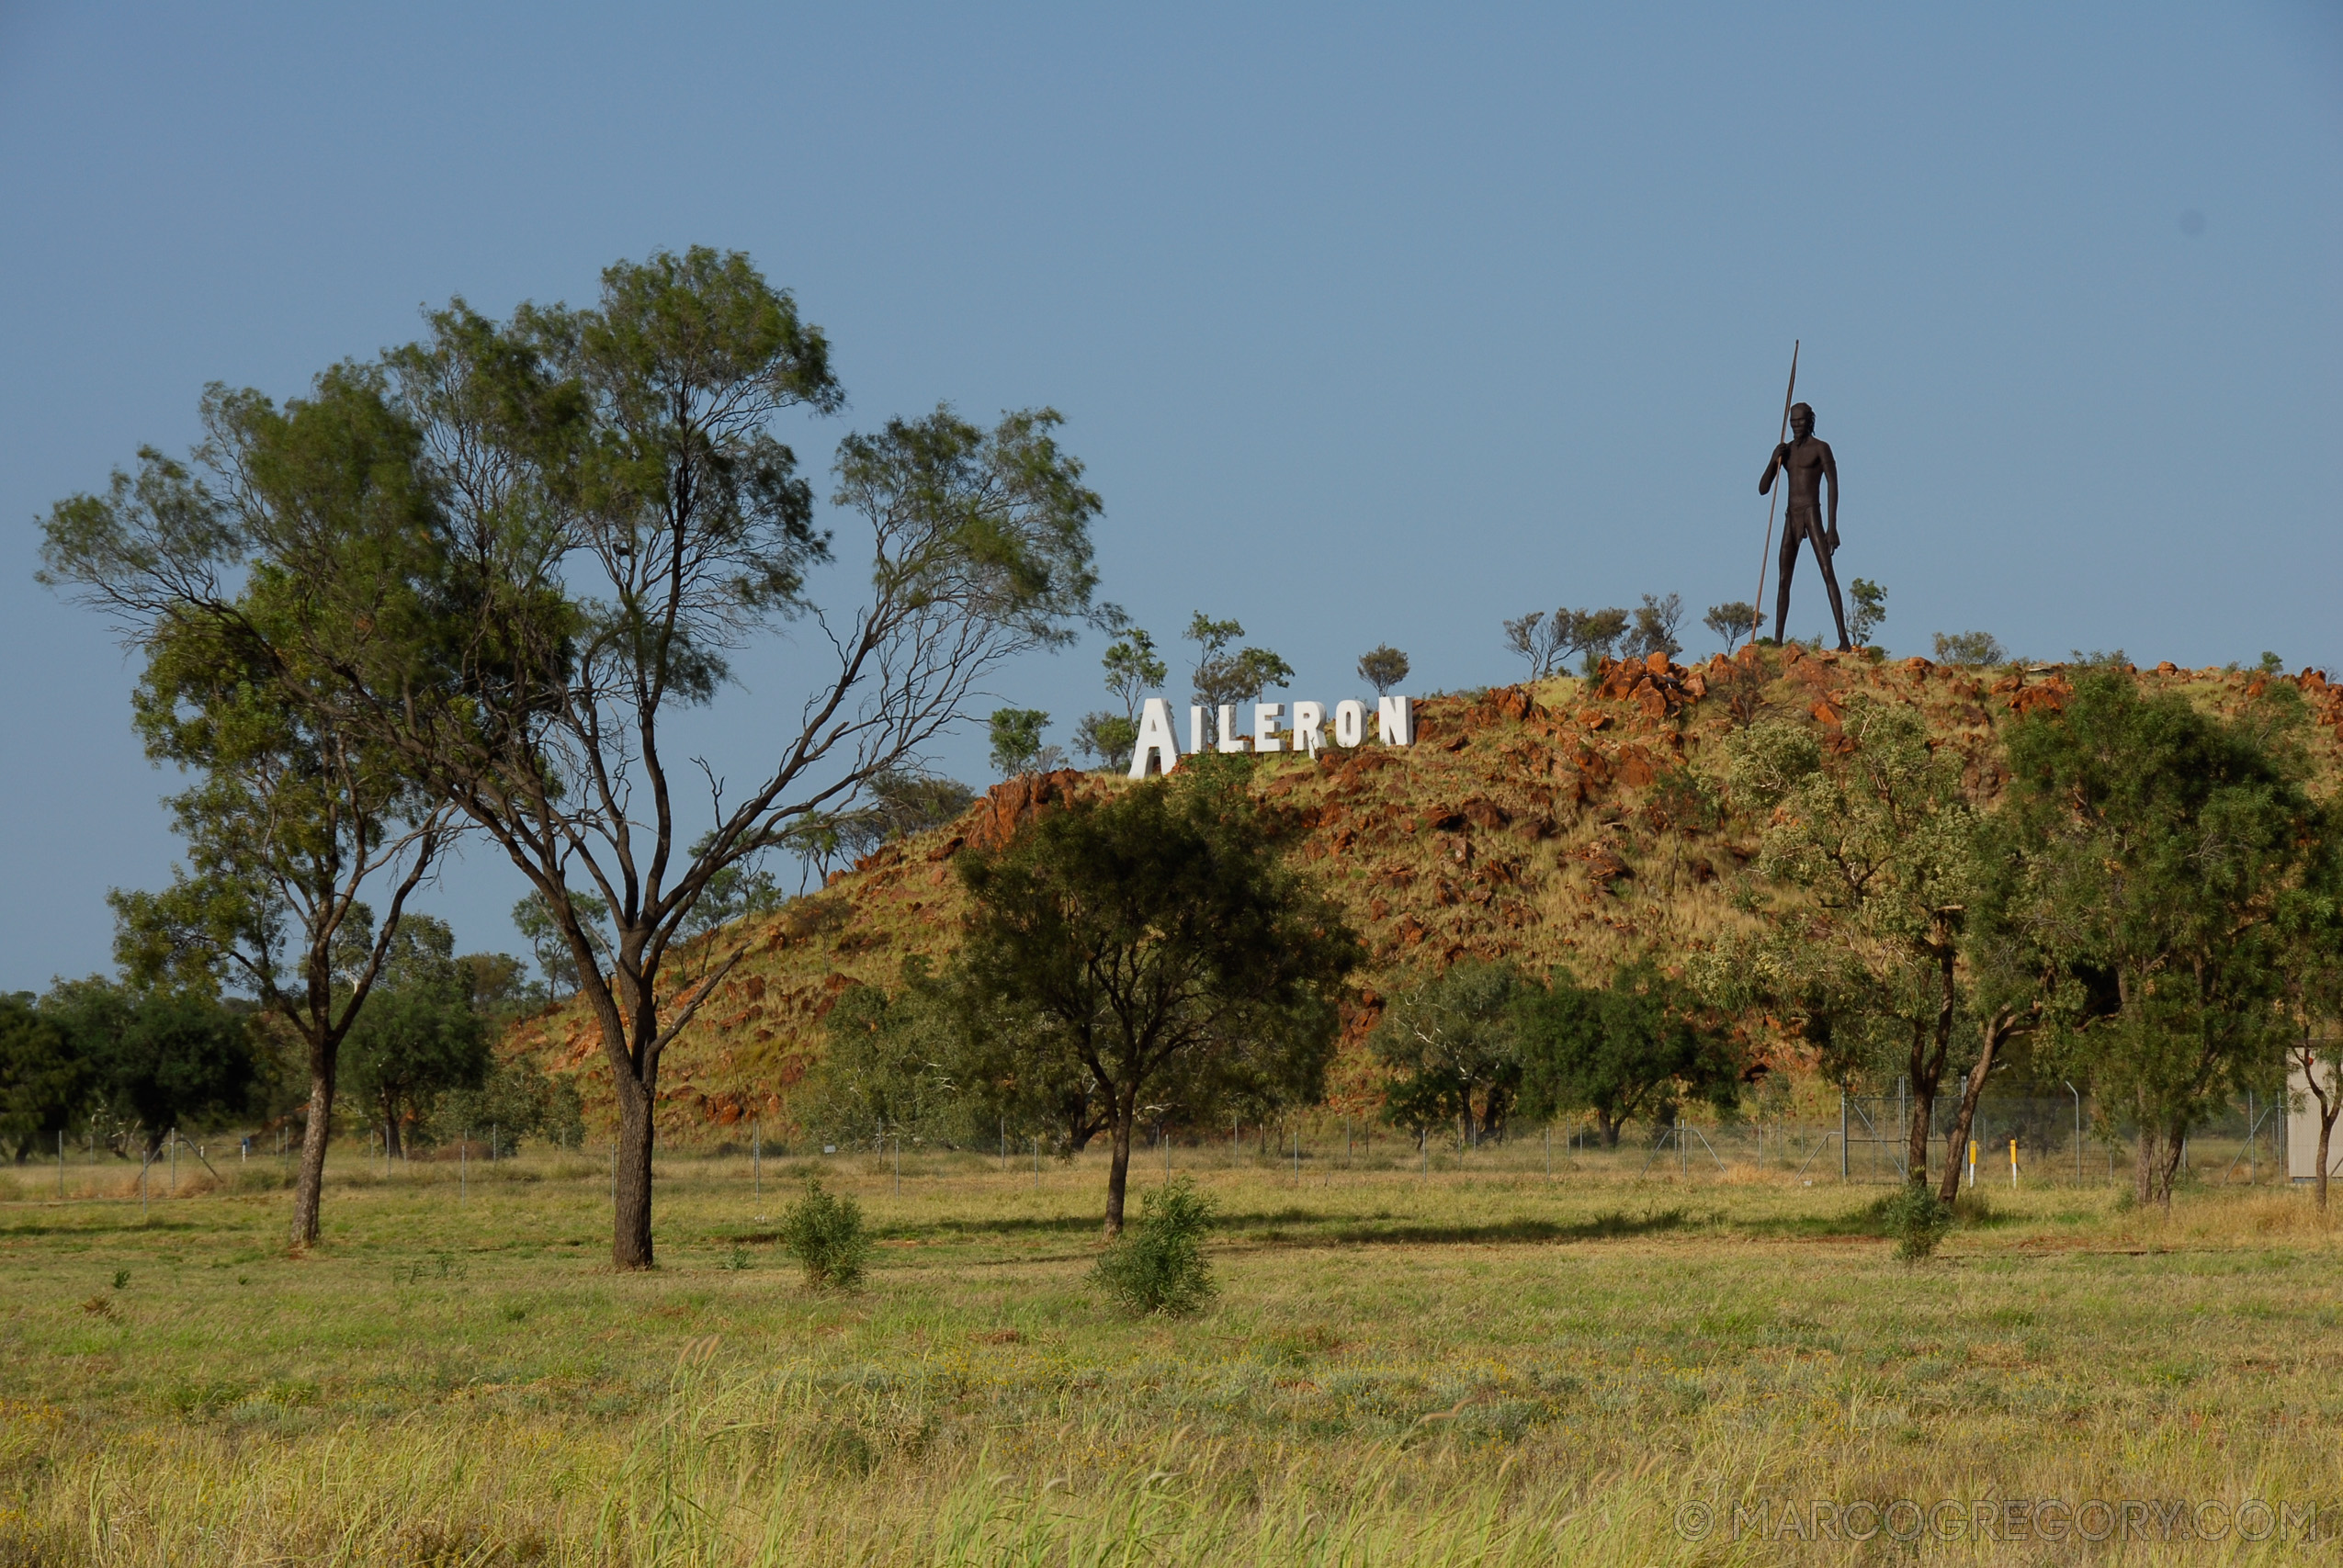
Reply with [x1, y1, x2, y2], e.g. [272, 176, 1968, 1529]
[3, 1142, 2338, 1565]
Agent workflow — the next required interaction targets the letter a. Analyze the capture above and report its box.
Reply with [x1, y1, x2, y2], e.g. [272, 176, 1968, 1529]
[1131, 698, 1180, 779]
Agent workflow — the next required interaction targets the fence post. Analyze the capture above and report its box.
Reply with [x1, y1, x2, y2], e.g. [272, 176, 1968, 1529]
[1898, 1079, 1908, 1181]
[2066, 1083, 2081, 1182]
[1839, 1091, 1850, 1182]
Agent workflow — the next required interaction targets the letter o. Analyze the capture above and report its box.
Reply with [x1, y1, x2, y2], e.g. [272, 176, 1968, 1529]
[1883, 1502, 1923, 1542]
[1333, 700, 1366, 748]
[2236, 1502, 2273, 1542]
[2076, 1502, 2114, 1542]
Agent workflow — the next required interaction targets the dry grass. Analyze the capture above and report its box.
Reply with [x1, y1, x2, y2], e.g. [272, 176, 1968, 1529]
[3, 1143, 2341, 1563]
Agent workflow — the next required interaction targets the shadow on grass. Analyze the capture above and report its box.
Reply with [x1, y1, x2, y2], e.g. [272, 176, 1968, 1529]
[1297, 1207, 1702, 1247]
[0, 1217, 211, 1238]
[714, 1207, 1708, 1252]
[1736, 1187, 2016, 1241]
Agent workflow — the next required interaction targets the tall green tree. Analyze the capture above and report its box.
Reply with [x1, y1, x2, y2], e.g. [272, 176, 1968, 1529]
[1513, 959, 1742, 1147]
[0, 995, 86, 1163]
[987, 707, 1057, 777]
[1080, 613, 1167, 770]
[2004, 671, 2317, 1206]
[40, 979, 255, 1156]
[1187, 615, 1293, 747]
[41, 369, 451, 1247]
[954, 759, 1359, 1236]
[379, 251, 1098, 1267]
[339, 915, 489, 1156]
[1356, 645, 1409, 697]
[2276, 886, 2343, 1210]
[798, 959, 971, 1151]
[43, 247, 1101, 1269]
[1718, 705, 2028, 1190]
[1369, 961, 1524, 1145]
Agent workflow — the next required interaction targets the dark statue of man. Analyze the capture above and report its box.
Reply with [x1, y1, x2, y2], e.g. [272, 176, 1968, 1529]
[1759, 401, 1850, 650]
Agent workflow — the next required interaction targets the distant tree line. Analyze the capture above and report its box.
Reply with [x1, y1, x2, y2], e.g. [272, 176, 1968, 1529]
[0, 915, 580, 1169]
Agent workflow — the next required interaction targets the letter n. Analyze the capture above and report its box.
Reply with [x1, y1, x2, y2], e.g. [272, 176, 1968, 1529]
[1377, 694, 1413, 747]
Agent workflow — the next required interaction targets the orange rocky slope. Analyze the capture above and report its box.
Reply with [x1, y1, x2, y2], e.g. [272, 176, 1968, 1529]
[501, 650, 2343, 1141]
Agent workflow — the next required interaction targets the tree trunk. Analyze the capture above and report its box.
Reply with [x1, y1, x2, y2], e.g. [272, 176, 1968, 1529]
[2318, 1110, 2334, 1212]
[1937, 1013, 2013, 1205]
[1597, 1110, 1621, 1149]
[2133, 1121, 2159, 1208]
[1103, 1103, 1135, 1240]
[289, 1053, 334, 1248]
[382, 1094, 403, 1158]
[2151, 1116, 2188, 1209]
[1907, 955, 1958, 1188]
[1905, 1077, 1937, 1189]
[614, 1087, 655, 1269]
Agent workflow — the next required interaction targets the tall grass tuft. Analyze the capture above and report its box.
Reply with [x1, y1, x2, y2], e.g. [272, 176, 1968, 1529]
[1092, 1176, 1217, 1315]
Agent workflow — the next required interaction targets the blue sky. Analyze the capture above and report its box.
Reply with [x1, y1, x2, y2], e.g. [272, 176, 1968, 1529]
[3, 3, 2337, 988]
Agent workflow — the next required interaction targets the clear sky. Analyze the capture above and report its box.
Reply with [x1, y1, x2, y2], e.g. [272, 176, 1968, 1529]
[3, 3, 2337, 990]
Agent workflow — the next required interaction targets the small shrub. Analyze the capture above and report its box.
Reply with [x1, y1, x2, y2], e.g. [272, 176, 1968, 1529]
[1092, 1177, 1217, 1316]
[780, 1179, 870, 1290]
[1879, 1182, 1954, 1262]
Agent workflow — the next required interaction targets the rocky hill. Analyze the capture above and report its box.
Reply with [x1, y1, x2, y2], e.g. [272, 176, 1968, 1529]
[502, 649, 2343, 1141]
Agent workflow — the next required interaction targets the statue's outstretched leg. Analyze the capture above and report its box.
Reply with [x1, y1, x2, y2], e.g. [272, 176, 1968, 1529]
[1771, 523, 1803, 644]
[1809, 532, 1852, 650]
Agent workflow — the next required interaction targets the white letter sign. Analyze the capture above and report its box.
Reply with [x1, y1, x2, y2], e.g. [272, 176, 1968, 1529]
[1291, 700, 1325, 756]
[1130, 697, 1180, 779]
[1377, 694, 1412, 746]
[1216, 705, 1246, 754]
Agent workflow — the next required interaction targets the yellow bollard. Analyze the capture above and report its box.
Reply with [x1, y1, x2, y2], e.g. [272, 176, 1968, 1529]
[1967, 1139, 1977, 1189]
[2009, 1138, 2018, 1189]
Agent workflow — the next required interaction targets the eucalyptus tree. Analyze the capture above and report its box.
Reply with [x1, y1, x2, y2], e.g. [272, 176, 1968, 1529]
[41, 370, 451, 1247]
[339, 915, 488, 1156]
[1371, 961, 1526, 1146]
[1720, 703, 2024, 1190]
[371, 248, 1099, 1267]
[1187, 615, 1293, 745]
[40, 247, 1100, 1269]
[1512, 958, 1742, 1148]
[955, 759, 1359, 1237]
[2003, 671, 2317, 1207]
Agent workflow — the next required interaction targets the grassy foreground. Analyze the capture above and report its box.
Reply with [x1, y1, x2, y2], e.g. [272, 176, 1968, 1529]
[3, 1145, 2340, 1565]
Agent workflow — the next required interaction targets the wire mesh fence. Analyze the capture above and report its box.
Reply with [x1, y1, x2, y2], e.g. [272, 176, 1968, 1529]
[1189, 1088, 2302, 1190]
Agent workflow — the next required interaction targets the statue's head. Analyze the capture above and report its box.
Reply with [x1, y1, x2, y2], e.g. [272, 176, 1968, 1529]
[1788, 402, 1815, 438]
